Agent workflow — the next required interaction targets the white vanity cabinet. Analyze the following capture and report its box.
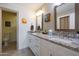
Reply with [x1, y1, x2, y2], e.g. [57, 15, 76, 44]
[40, 38, 79, 56]
[28, 33, 51, 56]
[28, 33, 79, 56]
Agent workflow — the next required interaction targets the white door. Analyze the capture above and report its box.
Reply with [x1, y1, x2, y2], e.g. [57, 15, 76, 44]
[0, 8, 2, 53]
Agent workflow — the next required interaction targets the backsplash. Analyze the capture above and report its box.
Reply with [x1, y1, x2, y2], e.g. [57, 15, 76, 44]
[53, 31, 79, 40]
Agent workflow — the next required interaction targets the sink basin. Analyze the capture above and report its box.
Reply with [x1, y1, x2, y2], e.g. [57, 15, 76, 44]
[42, 32, 48, 34]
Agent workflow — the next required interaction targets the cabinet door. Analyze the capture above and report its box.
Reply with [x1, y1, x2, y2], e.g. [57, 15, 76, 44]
[33, 37, 40, 56]
[28, 35, 35, 51]
[40, 39, 50, 56]
[28, 34, 32, 48]
[40, 45, 50, 56]
[28, 34, 31, 47]
[53, 44, 79, 56]
[49, 43, 56, 56]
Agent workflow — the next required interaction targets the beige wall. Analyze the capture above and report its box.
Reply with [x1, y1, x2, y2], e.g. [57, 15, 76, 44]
[2, 11, 17, 42]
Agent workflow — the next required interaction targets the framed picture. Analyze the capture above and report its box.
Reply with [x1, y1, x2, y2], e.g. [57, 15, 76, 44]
[5, 21, 11, 27]
[45, 13, 50, 22]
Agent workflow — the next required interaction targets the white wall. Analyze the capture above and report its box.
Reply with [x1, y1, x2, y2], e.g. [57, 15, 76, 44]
[0, 3, 35, 49]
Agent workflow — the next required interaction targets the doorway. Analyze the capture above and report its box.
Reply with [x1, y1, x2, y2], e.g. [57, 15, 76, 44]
[2, 9, 18, 53]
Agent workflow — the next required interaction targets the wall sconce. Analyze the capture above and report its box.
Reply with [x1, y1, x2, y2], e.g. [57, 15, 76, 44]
[22, 18, 27, 24]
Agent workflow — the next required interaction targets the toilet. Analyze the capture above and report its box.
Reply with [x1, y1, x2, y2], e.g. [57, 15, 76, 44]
[3, 33, 10, 47]
[3, 37, 9, 47]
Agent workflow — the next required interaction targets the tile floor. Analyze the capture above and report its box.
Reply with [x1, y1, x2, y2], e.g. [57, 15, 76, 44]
[0, 48, 34, 56]
[2, 42, 17, 53]
[1, 42, 34, 56]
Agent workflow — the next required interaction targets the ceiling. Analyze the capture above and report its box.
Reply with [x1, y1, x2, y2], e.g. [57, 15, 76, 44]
[7, 3, 44, 12]
[0, 3, 44, 13]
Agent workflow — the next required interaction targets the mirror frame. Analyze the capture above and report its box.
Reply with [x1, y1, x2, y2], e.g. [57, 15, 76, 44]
[54, 3, 76, 31]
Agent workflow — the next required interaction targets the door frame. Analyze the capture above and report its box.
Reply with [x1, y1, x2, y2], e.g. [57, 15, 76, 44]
[0, 8, 2, 53]
[0, 7, 19, 52]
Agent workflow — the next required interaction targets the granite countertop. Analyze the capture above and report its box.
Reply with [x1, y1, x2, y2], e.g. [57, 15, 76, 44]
[29, 32, 79, 52]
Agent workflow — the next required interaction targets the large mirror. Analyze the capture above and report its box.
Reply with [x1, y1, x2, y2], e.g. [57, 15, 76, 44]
[55, 3, 75, 31]
[36, 14, 43, 31]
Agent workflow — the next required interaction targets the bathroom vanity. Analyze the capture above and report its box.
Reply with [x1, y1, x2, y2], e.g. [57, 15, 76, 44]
[27, 3, 79, 56]
[28, 32, 79, 56]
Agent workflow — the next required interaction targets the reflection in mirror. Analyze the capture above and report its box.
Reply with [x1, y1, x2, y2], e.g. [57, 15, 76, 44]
[60, 16, 69, 29]
[36, 14, 43, 31]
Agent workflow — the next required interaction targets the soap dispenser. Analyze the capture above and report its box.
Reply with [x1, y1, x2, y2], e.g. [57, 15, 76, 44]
[48, 29, 53, 38]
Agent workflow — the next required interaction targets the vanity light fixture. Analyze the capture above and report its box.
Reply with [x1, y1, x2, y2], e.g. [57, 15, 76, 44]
[35, 10, 44, 16]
